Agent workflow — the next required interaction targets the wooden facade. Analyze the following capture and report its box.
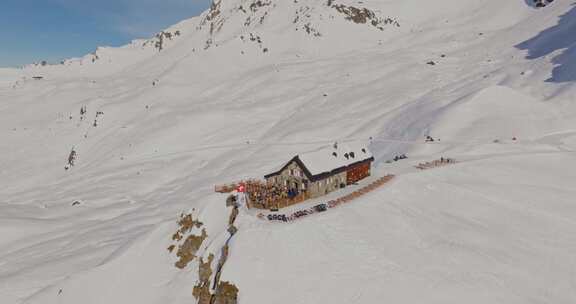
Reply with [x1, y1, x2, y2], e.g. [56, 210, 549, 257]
[346, 161, 371, 185]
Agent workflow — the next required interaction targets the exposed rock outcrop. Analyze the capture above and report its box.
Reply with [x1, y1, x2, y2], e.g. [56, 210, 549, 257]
[331, 3, 400, 30]
[212, 281, 239, 304]
[175, 228, 208, 269]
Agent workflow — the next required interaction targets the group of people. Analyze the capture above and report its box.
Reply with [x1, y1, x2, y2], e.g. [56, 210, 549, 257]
[415, 157, 456, 170]
[532, 0, 554, 8]
[245, 180, 303, 210]
[393, 154, 408, 162]
[260, 175, 395, 223]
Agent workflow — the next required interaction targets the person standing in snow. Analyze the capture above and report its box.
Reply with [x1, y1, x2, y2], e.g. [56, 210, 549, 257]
[66, 148, 77, 170]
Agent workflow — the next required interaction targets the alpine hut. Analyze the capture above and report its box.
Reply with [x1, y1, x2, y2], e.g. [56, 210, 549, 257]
[264, 143, 374, 199]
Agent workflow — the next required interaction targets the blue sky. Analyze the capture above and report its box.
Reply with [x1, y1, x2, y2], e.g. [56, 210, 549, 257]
[0, 0, 210, 67]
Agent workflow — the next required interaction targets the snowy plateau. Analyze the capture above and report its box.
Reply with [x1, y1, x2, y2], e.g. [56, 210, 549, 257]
[1, 0, 576, 303]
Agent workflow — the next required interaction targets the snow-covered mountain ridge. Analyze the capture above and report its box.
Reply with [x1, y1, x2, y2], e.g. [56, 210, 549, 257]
[1, 1, 576, 304]
[12, 0, 407, 78]
[10, 0, 553, 79]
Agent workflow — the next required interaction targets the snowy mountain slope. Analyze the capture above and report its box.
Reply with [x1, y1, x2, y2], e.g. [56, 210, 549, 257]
[1, 0, 576, 303]
[227, 152, 576, 304]
[429, 85, 567, 141]
[516, 4, 576, 83]
[0, 69, 22, 88]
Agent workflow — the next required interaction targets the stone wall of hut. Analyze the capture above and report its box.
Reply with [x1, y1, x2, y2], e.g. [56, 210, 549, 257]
[308, 171, 347, 198]
[266, 161, 309, 191]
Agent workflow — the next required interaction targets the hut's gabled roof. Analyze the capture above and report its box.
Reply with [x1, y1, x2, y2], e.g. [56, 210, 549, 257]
[265, 143, 374, 181]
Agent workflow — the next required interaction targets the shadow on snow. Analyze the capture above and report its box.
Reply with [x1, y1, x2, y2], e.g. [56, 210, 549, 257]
[516, 5, 576, 83]
[523, 0, 538, 8]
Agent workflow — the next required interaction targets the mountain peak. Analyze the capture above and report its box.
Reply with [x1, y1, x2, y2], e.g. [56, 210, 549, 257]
[196, 0, 401, 51]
